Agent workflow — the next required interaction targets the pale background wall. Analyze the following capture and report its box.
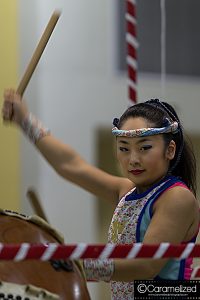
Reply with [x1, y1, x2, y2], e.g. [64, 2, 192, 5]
[18, 0, 200, 299]
[0, 0, 20, 211]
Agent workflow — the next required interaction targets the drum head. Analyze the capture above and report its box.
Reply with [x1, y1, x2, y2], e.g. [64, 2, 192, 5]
[0, 213, 91, 300]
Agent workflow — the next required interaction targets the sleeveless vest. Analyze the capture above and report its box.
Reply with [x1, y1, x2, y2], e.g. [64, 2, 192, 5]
[108, 176, 198, 299]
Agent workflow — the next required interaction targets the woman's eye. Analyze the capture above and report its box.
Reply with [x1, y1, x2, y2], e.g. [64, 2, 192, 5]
[119, 147, 129, 152]
[140, 145, 152, 151]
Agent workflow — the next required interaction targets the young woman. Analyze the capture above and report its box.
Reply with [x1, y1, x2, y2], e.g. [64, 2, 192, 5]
[2, 90, 200, 299]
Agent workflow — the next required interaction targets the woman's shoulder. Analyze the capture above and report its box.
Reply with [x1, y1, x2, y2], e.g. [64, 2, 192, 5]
[154, 184, 199, 242]
[155, 183, 199, 216]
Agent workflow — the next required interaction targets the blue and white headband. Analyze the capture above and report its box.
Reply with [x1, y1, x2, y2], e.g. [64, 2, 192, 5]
[112, 121, 179, 137]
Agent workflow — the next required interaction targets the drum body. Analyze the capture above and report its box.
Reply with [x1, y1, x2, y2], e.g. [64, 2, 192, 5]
[0, 211, 91, 300]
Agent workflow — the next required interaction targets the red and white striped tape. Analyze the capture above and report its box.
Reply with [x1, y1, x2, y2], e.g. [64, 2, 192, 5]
[126, 0, 138, 104]
[191, 266, 200, 279]
[0, 242, 199, 260]
[0, 243, 200, 278]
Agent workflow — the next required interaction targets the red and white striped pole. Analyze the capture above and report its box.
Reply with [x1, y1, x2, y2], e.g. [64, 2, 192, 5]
[126, 0, 138, 104]
[0, 242, 200, 260]
[0, 243, 199, 278]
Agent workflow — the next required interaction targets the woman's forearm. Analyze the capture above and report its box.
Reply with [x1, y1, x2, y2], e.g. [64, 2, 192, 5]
[112, 258, 168, 282]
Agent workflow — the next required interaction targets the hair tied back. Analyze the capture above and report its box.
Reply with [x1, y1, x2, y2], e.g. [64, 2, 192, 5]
[113, 118, 120, 127]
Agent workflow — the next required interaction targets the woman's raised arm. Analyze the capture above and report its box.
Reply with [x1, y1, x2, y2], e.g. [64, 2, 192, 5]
[2, 89, 133, 203]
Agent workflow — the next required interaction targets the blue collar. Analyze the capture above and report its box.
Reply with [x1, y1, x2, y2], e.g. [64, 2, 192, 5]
[125, 175, 180, 201]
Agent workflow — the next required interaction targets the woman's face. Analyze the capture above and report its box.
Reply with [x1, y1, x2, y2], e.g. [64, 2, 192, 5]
[116, 117, 176, 193]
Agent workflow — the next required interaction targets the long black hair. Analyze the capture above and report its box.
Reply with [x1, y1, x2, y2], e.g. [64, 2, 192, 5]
[113, 99, 196, 195]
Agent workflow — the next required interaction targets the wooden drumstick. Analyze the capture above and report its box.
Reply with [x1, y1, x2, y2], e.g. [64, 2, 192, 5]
[17, 11, 61, 96]
[26, 188, 49, 223]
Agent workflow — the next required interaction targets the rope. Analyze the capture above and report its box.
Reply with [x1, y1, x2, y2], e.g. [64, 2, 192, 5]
[0, 242, 199, 277]
[126, 0, 138, 104]
[160, 0, 166, 97]
[0, 242, 199, 260]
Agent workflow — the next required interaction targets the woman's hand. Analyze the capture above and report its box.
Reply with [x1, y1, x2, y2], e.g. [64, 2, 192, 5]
[2, 89, 29, 126]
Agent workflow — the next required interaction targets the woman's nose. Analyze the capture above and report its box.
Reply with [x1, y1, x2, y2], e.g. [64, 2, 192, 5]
[129, 151, 140, 166]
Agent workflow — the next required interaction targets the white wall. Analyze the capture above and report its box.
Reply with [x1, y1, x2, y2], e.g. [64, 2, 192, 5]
[19, 1, 200, 299]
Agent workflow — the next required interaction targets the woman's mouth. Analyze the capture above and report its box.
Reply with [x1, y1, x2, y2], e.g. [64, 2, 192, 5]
[129, 169, 145, 175]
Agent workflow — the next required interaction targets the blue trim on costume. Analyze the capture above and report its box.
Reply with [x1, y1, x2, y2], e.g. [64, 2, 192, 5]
[136, 199, 150, 242]
[148, 177, 183, 218]
[125, 175, 172, 201]
[148, 178, 190, 278]
[135, 176, 178, 242]
[178, 260, 186, 280]
[134, 175, 195, 280]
